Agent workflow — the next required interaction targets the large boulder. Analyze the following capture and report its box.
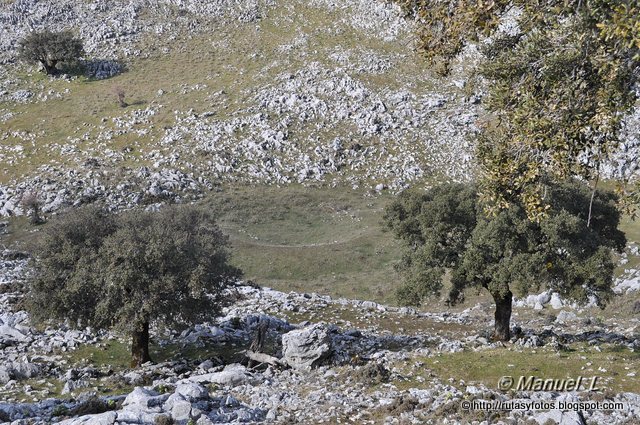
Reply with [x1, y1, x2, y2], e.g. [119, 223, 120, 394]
[549, 293, 564, 309]
[0, 366, 12, 384]
[175, 382, 209, 401]
[11, 362, 41, 379]
[122, 387, 169, 410]
[163, 393, 195, 422]
[282, 324, 332, 370]
[0, 324, 28, 345]
[555, 310, 579, 324]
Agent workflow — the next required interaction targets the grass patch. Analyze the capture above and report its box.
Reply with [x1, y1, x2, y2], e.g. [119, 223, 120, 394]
[400, 344, 640, 394]
[267, 301, 476, 337]
[5, 182, 640, 310]
[204, 184, 404, 304]
[67, 338, 246, 373]
[0, 337, 252, 401]
[0, 0, 442, 184]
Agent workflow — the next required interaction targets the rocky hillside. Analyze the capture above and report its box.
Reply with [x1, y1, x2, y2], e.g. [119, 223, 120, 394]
[0, 250, 639, 424]
[1, 0, 640, 424]
[1, 0, 638, 219]
[0, 0, 484, 217]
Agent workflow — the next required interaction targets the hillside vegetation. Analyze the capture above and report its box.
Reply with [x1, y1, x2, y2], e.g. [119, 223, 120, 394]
[0, 1, 639, 424]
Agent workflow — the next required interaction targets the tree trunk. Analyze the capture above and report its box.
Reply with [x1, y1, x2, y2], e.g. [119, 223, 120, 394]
[130, 321, 152, 368]
[29, 204, 43, 225]
[42, 60, 58, 75]
[492, 290, 512, 341]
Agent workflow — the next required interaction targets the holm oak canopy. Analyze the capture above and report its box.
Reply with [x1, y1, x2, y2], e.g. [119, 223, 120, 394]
[384, 179, 625, 340]
[27, 204, 241, 367]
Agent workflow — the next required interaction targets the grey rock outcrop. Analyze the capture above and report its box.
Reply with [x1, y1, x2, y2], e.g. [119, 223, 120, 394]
[282, 324, 332, 370]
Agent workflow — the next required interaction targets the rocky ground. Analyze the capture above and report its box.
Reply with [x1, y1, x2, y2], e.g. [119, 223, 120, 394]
[0, 0, 481, 218]
[1, 0, 640, 424]
[0, 248, 639, 424]
[1, 0, 637, 219]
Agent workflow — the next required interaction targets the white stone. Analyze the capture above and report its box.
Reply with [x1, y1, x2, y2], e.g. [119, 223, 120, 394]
[175, 382, 208, 401]
[549, 293, 564, 309]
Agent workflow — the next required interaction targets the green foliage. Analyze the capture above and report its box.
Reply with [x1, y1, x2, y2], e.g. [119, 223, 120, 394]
[477, 4, 639, 218]
[397, 0, 640, 217]
[17, 30, 84, 75]
[394, 0, 511, 73]
[154, 383, 172, 394]
[69, 395, 109, 416]
[26, 204, 241, 337]
[51, 405, 69, 417]
[385, 179, 625, 307]
[383, 183, 477, 305]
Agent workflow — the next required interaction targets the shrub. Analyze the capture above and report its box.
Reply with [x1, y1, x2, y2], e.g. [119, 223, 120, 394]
[20, 191, 44, 225]
[154, 415, 174, 425]
[112, 86, 127, 107]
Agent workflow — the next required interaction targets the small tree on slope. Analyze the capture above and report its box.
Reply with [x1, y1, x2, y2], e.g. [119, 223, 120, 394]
[26, 205, 241, 367]
[384, 179, 625, 341]
[18, 30, 84, 75]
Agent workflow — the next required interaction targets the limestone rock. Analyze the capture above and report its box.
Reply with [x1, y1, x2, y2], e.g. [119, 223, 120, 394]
[282, 324, 332, 370]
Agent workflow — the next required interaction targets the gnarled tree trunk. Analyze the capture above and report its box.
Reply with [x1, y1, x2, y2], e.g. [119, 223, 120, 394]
[491, 290, 512, 341]
[130, 321, 151, 368]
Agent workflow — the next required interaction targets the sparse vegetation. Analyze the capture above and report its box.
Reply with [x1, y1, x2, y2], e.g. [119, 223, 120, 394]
[0, 1, 639, 423]
[154, 414, 174, 425]
[69, 395, 110, 416]
[51, 405, 69, 417]
[401, 343, 640, 394]
[112, 86, 127, 108]
[20, 191, 44, 225]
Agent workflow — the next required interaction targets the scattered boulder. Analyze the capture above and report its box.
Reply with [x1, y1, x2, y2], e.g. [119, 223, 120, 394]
[83, 60, 122, 80]
[122, 387, 169, 410]
[12, 361, 41, 379]
[532, 410, 586, 425]
[174, 382, 208, 401]
[282, 324, 332, 370]
[163, 393, 194, 422]
[188, 364, 253, 387]
[57, 411, 117, 425]
[549, 293, 564, 309]
[0, 324, 28, 344]
[555, 311, 579, 324]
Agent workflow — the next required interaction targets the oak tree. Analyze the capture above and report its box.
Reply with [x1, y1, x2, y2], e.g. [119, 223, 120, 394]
[18, 30, 84, 75]
[384, 179, 625, 340]
[27, 204, 241, 367]
[396, 0, 640, 218]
